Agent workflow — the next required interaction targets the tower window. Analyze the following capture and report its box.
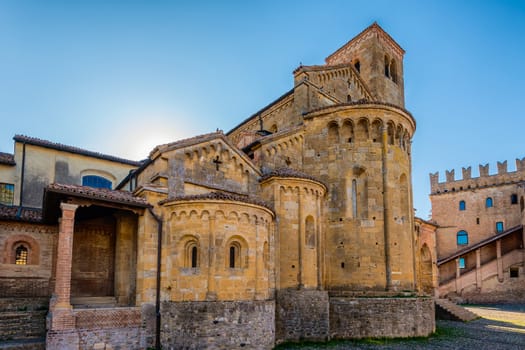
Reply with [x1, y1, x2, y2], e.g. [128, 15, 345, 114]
[476, 217, 480, 225]
[15, 245, 28, 265]
[496, 221, 504, 233]
[457, 230, 468, 245]
[82, 175, 112, 189]
[354, 60, 360, 73]
[511, 194, 518, 204]
[459, 200, 466, 211]
[486, 197, 493, 208]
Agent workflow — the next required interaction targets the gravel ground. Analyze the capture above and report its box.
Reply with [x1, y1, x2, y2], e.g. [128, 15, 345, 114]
[276, 304, 525, 349]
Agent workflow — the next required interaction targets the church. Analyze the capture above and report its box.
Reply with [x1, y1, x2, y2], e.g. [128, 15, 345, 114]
[0, 23, 435, 349]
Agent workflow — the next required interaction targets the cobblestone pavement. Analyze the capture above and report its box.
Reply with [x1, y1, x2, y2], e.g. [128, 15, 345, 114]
[277, 304, 525, 349]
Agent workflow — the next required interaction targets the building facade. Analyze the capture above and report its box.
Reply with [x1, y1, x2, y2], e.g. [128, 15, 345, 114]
[0, 23, 435, 350]
[430, 159, 525, 303]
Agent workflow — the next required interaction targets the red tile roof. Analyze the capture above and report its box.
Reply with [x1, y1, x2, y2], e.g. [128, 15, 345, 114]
[46, 183, 150, 207]
[0, 152, 15, 166]
[160, 191, 273, 212]
[0, 205, 42, 222]
[260, 167, 326, 188]
[14, 135, 143, 166]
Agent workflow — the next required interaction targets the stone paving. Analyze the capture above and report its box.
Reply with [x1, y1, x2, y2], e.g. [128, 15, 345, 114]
[277, 304, 525, 349]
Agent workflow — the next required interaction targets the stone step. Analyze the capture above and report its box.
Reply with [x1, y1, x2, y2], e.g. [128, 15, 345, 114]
[435, 298, 479, 322]
[71, 296, 117, 308]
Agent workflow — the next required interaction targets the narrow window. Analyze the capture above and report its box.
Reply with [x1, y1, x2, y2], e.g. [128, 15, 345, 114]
[510, 267, 519, 278]
[511, 194, 518, 204]
[457, 230, 468, 245]
[476, 217, 480, 225]
[0, 183, 15, 205]
[347, 94, 352, 102]
[82, 175, 112, 189]
[229, 246, 235, 268]
[15, 245, 28, 265]
[459, 200, 466, 211]
[496, 221, 504, 233]
[352, 179, 357, 218]
[354, 60, 360, 73]
[191, 246, 198, 268]
[486, 197, 493, 208]
[459, 257, 465, 269]
[384, 56, 390, 77]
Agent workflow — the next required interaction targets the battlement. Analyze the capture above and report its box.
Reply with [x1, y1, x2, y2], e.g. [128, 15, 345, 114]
[430, 158, 525, 194]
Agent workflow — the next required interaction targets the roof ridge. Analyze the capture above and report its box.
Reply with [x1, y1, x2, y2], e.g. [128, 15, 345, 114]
[13, 135, 142, 166]
[325, 22, 405, 64]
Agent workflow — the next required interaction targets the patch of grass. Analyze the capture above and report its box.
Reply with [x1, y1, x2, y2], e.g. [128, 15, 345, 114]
[274, 325, 463, 349]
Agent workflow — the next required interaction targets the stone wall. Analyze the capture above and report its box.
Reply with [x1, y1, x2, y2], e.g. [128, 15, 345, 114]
[160, 300, 275, 350]
[46, 307, 148, 350]
[0, 298, 48, 342]
[329, 297, 435, 339]
[275, 290, 329, 344]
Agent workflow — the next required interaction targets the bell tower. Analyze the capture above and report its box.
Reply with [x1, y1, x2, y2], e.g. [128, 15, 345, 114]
[325, 22, 405, 107]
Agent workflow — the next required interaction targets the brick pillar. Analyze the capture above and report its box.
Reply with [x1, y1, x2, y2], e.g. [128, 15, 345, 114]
[49, 202, 78, 330]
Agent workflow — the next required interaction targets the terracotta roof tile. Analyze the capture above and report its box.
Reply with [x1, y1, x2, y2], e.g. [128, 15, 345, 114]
[14, 135, 143, 166]
[260, 167, 326, 188]
[47, 183, 150, 207]
[0, 152, 15, 165]
[160, 191, 273, 212]
[0, 205, 42, 222]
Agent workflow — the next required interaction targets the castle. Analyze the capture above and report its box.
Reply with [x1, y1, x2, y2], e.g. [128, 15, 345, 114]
[430, 159, 525, 303]
[0, 23, 435, 349]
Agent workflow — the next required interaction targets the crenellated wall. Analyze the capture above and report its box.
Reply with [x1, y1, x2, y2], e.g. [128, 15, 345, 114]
[430, 158, 525, 194]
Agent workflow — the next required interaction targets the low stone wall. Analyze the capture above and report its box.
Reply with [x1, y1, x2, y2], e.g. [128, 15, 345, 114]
[275, 289, 329, 344]
[46, 307, 148, 350]
[160, 300, 275, 350]
[0, 298, 48, 342]
[329, 297, 435, 339]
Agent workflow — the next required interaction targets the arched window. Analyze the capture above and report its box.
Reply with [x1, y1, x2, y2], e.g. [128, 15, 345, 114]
[191, 246, 198, 268]
[354, 59, 360, 73]
[182, 237, 199, 268]
[486, 197, 493, 208]
[496, 221, 504, 233]
[15, 245, 28, 265]
[328, 122, 339, 143]
[82, 175, 112, 189]
[384, 55, 390, 77]
[457, 230, 468, 245]
[228, 242, 241, 268]
[390, 59, 398, 83]
[305, 216, 315, 248]
[459, 200, 466, 211]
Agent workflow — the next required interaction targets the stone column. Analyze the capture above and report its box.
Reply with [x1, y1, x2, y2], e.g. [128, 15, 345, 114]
[206, 215, 217, 300]
[496, 240, 503, 282]
[475, 249, 482, 289]
[381, 126, 392, 290]
[47, 203, 80, 349]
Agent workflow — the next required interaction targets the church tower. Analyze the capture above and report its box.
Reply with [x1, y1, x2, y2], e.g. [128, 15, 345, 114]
[325, 22, 405, 107]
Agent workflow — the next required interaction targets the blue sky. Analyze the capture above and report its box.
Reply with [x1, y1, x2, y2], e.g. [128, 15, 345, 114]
[0, 0, 524, 218]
